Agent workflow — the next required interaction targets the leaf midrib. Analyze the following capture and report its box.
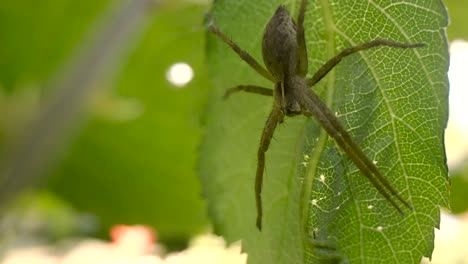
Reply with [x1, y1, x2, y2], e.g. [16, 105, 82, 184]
[300, 0, 338, 257]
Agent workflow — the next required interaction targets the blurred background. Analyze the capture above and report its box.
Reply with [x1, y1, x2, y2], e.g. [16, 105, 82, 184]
[0, 0, 466, 263]
[0, 0, 210, 254]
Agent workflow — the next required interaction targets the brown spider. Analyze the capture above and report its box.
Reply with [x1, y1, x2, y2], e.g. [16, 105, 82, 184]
[208, 0, 424, 230]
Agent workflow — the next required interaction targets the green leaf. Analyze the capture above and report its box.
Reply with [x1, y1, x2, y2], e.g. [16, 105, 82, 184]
[449, 165, 468, 214]
[200, 0, 449, 263]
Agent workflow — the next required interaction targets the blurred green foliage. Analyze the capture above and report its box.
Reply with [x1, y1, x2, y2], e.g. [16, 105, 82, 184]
[444, 0, 468, 40]
[47, 2, 210, 242]
[0, 0, 210, 246]
[0, 0, 111, 143]
[450, 164, 468, 214]
[0, 0, 111, 92]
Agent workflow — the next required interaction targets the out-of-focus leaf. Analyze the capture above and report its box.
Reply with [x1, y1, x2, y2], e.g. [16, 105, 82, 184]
[449, 164, 468, 214]
[444, 0, 468, 40]
[0, 0, 110, 147]
[0, 0, 110, 92]
[47, 3, 209, 242]
[0, 0, 210, 243]
[200, 0, 449, 263]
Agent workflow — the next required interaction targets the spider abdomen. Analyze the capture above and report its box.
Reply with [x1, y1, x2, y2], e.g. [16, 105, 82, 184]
[262, 5, 299, 81]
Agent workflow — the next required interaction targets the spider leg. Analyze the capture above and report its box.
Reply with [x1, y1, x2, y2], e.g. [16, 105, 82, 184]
[299, 88, 412, 213]
[208, 23, 275, 83]
[256, 105, 283, 230]
[296, 0, 308, 77]
[306, 39, 425, 87]
[223, 85, 273, 99]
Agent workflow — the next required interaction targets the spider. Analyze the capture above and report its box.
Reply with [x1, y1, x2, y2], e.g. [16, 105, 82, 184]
[208, 0, 424, 230]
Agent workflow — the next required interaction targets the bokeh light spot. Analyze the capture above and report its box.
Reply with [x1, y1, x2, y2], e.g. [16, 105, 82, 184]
[166, 62, 194, 88]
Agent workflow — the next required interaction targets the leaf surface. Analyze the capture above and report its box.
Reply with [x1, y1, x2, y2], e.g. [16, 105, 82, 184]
[200, 0, 449, 263]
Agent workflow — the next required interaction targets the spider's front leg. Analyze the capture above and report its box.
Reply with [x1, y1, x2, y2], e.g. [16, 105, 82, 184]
[223, 85, 272, 99]
[256, 104, 283, 230]
[306, 39, 425, 87]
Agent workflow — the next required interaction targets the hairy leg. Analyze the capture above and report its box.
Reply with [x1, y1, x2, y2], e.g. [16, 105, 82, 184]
[306, 39, 425, 87]
[223, 85, 273, 99]
[208, 23, 275, 83]
[300, 88, 412, 213]
[256, 106, 283, 230]
[296, 0, 308, 77]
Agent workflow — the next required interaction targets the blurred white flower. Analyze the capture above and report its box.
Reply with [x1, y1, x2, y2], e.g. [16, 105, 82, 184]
[164, 234, 246, 264]
[0, 227, 245, 264]
[2, 247, 57, 264]
[446, 40, 468, 168]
